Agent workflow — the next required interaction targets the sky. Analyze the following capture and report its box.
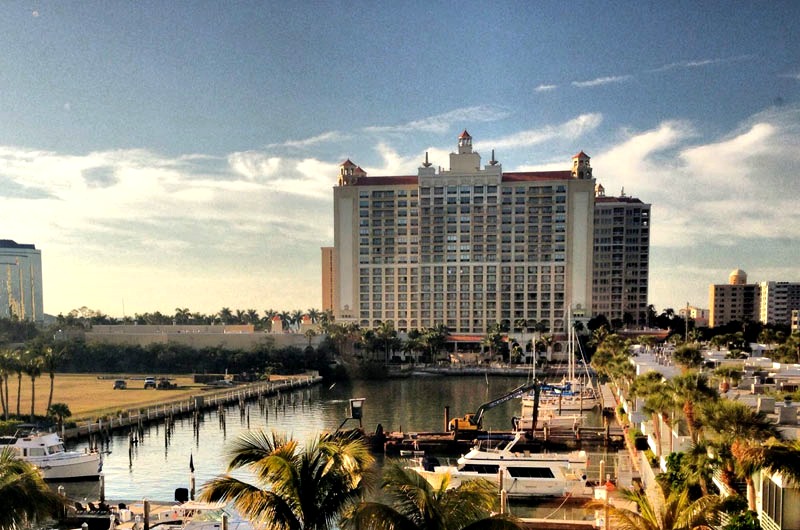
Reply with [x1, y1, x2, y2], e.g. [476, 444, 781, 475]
[1, 1, 799, 319]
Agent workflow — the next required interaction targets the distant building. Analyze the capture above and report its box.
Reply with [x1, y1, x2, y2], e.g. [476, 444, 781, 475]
[321, 246, 335, 312]
[0, 239, 44, 324]
[709, 269, 800, 328]
[592, 184, 650, 326]
[759, 281, 800, 327]
[678, 305, 709, 328]
[709, 269, 760, 328]
[329, 130, 595, 337]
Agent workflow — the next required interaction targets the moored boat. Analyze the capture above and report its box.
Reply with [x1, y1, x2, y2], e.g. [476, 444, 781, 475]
[409, 431, 589, 497]
[0, 426, 102, 481]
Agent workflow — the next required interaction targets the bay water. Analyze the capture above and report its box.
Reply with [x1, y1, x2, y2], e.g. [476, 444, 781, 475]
[59, 374, 611, 518]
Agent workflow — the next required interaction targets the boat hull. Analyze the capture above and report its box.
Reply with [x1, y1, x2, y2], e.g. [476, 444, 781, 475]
[28, 451, 102, 481]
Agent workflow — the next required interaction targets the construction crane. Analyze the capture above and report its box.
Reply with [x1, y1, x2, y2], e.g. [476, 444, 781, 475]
[448, 380, 540, 431]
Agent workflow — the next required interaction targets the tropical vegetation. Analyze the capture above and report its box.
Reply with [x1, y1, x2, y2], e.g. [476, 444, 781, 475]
[0, 447, 64, 530]
[199, 430, 374, 530]
[343, 460, 520, 530]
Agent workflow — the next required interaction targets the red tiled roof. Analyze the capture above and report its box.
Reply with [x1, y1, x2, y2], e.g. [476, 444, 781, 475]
[502, 170, 573, 182]
[341, 159, 356, 167]
[572, 151, 590, 159]
[595, 196, 645, 204]
[352, 176, 418, 186]
[459, 129, 471, 139]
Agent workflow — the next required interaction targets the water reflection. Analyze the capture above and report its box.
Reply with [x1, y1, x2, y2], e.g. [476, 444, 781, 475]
[59, 376, 614, 503]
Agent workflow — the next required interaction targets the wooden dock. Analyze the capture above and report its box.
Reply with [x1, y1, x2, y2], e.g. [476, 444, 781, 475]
[61, 375, 322, 441]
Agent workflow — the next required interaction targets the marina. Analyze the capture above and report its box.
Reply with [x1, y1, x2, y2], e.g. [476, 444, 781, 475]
[44, 374, 626, 527]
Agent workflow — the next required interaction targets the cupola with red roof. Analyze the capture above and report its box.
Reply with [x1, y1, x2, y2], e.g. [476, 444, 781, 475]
[458, 129, 473, 154]
[338, 159, 367, 186]
[571, 151, 592, 180]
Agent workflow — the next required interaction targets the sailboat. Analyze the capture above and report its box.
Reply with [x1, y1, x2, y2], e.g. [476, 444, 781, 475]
[519, 310, 599, 418]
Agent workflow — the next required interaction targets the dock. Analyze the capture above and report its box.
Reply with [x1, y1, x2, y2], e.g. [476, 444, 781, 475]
[373, 425, 626, 456]
[62, 375, 323, 441]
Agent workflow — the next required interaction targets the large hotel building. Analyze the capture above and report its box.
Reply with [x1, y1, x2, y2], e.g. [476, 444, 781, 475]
[326, 131, 649, 337]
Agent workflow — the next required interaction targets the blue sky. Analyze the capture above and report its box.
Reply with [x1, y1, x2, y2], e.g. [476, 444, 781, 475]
[1, 1, 798, 318]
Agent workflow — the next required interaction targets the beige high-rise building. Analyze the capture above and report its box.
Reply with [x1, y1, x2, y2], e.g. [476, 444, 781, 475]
[708, 269, 760, 328]
[592, 185, 651, 327]
[329, 131, 595, 335]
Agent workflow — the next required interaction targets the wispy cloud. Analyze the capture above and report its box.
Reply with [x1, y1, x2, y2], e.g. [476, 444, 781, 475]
[534, 84, 558, 92]
[266, 131, 343, 149]
[780, 72, 800, 81]
[571, 75, 632, 88]
[650, 54, 755, 72]
[363, 105, 510, 134]
[479, 114, 603, 151]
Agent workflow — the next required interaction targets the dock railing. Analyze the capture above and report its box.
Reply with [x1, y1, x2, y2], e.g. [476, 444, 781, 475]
[63, 375, 322, 441]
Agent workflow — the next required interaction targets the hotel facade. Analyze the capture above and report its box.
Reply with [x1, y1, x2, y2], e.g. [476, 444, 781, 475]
[327, 131, 609, 336]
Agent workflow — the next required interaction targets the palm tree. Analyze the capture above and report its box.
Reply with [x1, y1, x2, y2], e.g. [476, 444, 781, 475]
[0, 447, 65, 529]
[0, 348, 13, 420]
[731, 438, 800, 510]
[22, 352, 42, 421]
[13, 350, 24, 417]
[307, 308, 321, 324]
[47, 402, 72, 431]
[291, 310, 305, 331]
[587, 485, 719, 530]
[174, 307, 191, 324]
[343, 461, 520, 530]
[200, 431, 374, 530]
[631, 372, 675, 458]
[218, 307, 234, 325]
[669, 372, 718, 442]
[699, 398, 780, 509]
[41, 344, 69, 414]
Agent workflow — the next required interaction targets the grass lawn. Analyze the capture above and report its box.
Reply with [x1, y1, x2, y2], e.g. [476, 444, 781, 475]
[4, 373, 209, 421]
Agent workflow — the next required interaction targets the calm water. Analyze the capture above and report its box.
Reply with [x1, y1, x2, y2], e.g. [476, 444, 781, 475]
[59, 375, 611, 518]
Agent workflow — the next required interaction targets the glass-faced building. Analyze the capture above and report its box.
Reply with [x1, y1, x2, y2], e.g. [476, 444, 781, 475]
[0, 239, 44, 324]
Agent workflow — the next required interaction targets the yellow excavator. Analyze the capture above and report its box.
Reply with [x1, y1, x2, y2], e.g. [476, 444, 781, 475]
[447, 380, 540, 431]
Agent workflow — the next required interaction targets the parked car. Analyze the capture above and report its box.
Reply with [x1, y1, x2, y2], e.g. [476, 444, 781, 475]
[113, 380, 127, 390]
[144, 377, 157, 389]
[157, 377, 177, 389]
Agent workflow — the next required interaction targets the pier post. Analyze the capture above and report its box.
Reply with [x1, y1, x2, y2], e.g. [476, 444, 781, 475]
[143, 499, 151, 530]
[444, 406, 450, 432]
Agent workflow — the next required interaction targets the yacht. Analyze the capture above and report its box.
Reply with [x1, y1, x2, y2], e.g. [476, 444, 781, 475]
[410, 432, 589, 497]
[0, 426, 102, 481]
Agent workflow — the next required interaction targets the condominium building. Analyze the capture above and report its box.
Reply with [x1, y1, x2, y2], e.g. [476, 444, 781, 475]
[330, 130, 595, 335]
[592, 185, 650, 326]
[0, 239, 44, 324]
[759, 281, 800, 327]
[708, 269, 760, 328]
[709, 270, 800, 328]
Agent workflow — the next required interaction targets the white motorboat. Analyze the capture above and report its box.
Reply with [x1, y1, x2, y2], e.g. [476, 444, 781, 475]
[0, 427, 102, 481]
[410, 432, 589, 497]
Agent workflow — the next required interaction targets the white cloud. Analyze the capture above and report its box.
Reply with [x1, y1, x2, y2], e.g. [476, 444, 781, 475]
[534, 84, 557, 92]
[650, 55, 755, 73]
[266, 131, 343, 149]
[571, 75, 632, 88]
[363, 105, 510, 134]
[478, 114, 603, 151]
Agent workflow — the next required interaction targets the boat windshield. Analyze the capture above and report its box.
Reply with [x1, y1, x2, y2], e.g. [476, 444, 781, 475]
[49, 443, 66, 454]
